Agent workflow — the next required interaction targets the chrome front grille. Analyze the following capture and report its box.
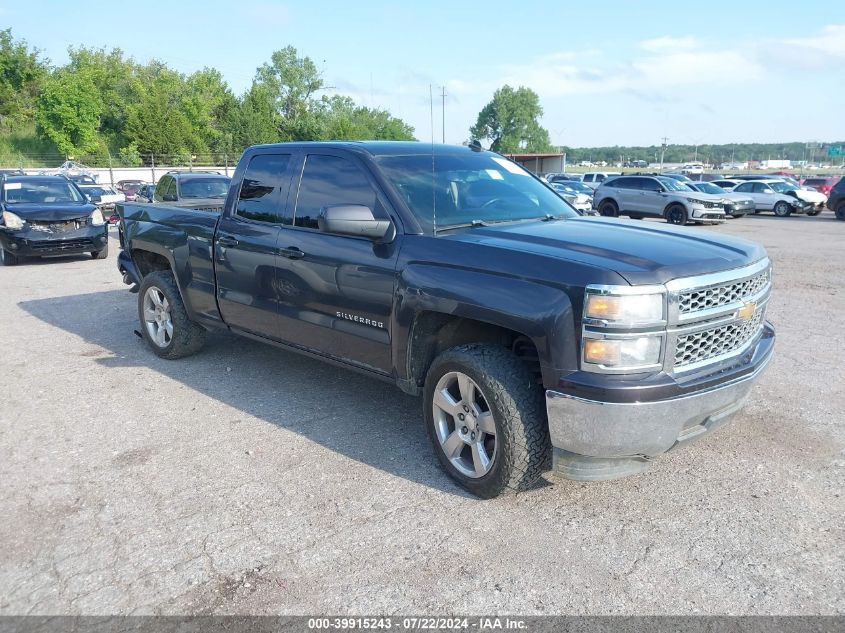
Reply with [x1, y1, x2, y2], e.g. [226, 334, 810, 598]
[666, 258, 771, 374]
[675, 309, 764, 367]
[678, 268, 770, 314]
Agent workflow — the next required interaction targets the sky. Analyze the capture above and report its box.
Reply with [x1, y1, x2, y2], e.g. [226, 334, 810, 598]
[2, 0, 844, 147]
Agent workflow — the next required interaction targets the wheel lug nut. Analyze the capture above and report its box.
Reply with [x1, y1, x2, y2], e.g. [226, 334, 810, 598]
[471, 432, 476, 440]
[458, 413, 465, 421]
[461, 426, 468, 434]
[463, 405, 470, 412]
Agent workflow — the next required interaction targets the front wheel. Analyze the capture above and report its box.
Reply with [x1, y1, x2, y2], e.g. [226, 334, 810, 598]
[836, 203, 845, 221]
[1, 248, 19, 266]
[91, 243, 109, 259]
[665, 205, 689, 225]
[807, 208, 822, 216]
[137, 270, 207, 359]
[773, 201, 792, 217]
[423, 344, 550, 498]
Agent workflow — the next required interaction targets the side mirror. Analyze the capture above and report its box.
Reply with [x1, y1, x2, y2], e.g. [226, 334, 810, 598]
[163, 194, 177, 202]
[655, 187, 665, 193]
[318, 204, 391, 240]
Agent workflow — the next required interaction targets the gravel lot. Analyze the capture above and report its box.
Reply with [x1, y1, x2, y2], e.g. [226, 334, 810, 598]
[0, 214, 843, 616]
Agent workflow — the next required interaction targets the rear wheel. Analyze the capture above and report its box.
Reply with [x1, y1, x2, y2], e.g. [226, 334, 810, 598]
[836, 202, 845, 221]
[138, 271, 207, 359]
[598, 200, 618, 217]
[665, 205, 688, 225]
[807, 208, 821, 216]
[423, 344, 549, 498]
[773, 201, 792, 217]
[1, 248, 19, 266]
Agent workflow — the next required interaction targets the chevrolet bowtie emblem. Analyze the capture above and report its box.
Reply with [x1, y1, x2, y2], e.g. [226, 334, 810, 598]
[738, 301, 756, 320]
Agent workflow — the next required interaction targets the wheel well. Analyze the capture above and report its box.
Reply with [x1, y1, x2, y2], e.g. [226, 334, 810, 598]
[663, 202, 686, 216]
[131, 249, 171, 278]
[407, 312, 541, 392]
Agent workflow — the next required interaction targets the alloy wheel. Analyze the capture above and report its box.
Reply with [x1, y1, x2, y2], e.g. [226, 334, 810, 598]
[143, 286, 173, 348]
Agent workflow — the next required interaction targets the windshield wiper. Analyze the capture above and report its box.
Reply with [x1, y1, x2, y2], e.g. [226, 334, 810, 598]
[434, 219, 488, 234]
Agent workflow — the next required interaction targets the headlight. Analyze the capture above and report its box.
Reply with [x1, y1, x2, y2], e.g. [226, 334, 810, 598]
[90, 209, 105, 226]
[584, 291, 664, 324]
[2, 211, 25, 230]
[583, 336, 662, 369]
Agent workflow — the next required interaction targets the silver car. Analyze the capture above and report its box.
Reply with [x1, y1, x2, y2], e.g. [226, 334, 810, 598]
[686, 181, 754, 217]
[730, 180, 812, 217]
[593, 175, 726, 225]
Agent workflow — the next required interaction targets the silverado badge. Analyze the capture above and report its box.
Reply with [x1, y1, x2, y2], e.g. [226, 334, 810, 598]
[738, 301, 756, 321]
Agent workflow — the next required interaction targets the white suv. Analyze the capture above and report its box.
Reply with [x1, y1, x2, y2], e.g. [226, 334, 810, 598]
[592, 175, 726, 225]
[581, 171, 621, 189]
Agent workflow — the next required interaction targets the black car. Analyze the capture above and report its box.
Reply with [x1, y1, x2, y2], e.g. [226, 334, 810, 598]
[828, 177, 845, 221]
[153, 171, 230, 212]
[0, 175, 109, 265]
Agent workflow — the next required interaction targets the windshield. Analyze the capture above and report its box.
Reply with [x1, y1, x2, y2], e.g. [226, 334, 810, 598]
[3, 180, 86, 204]
[180, 178, 230, 199]
[693, 182, 725, 194]
[565, 181, 593, 194]
[375, 152, 578, 232]
[657, 177, 694, 192]
[83, 186, 114, 196]
[770, 181, 796, 193]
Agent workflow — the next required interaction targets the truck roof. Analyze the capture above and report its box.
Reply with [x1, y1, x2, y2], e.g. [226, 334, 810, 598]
[248, 141, 485, 157]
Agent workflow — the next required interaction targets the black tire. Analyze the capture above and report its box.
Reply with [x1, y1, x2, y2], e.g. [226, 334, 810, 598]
[773, 201, 792, 217]
[665, 204, 688, 225]
[1, 248, 19, 266]
[91, 243, 109, 259]
[807, 208, 821, 217]
[598, 199, 619, 217]
[836, 202, 845, 221]
[423, 344, 550, 498]
[137, 270, 207, 359]
[730, 213, 746, 219]
[628, 214, 644, 220]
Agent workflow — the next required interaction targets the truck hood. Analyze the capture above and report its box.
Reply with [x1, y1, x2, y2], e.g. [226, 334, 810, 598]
[3, 203, 96, 222]
[445, 217, 766, 285]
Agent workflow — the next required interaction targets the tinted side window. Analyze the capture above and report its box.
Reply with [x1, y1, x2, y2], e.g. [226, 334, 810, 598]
[583, 174, 594, 183]
[153, 176, 169, 202]
[236, 154, 291, 223]
[734, 183, 753, 193]
[639, 178, 662, 192]
[293, 155, 377, 230]
[753, 183, 772, 193]
[609, 177, 633, 189]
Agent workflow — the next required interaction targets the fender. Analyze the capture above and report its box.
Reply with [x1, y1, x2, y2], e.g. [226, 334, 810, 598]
[393, 263, 578, 389]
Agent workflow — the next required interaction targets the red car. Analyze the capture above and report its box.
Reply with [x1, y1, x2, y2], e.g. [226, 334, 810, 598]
[116, 179, 144, 201]
[800, 176, 840, 196]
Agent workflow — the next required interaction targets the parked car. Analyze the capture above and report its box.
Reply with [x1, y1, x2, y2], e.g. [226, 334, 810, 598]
[77, 184, 126, 212]
[135, 183, 156, 203]
[826, 178, 845, 220]
[153, 171, 231, 212]
[549, 181, 595, 215]
[66, 174, 97, 185]
[660, 173, 693, 183]
[730, 180, 815, 216]
[685, 181, 754, 217]
[547, 173, 583, 183]
[581, 171, 621, 189]
[732, 174, 802, 187]
[115, 142, 774, 498]
[116, 179, 145, 201]
[801, 176, 840, 196]
[711, 179, 743, 190]
[593, 174, 726, 225]
[0, 169, 25, 176]
[0, 175, 109, 265]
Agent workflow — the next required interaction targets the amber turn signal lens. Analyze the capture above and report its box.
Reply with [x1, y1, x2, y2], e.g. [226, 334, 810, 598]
[584, 339, 621, 365]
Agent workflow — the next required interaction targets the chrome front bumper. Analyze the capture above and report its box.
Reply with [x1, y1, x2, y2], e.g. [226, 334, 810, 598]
[546, 328, 774, 481]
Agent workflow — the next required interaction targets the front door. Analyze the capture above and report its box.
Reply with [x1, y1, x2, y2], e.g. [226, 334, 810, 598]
[273, 151, 400, 374]
[215, 152, 294, 340]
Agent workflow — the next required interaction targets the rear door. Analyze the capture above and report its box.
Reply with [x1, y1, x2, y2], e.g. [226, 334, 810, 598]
[733, 182, 764, 208]
[272, 150, 401, 374]
[215, 152, 295, 339]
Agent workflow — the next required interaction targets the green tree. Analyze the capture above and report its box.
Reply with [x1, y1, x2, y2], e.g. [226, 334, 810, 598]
[0, 29, 49, 130]
[470, 85, 551, 153]
[320, 95, 415, 141]
[35, 68, 103, 155]
[124, 64, 196, 158]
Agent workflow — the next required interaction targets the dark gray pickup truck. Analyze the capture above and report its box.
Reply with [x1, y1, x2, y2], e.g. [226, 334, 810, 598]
[117, 142, 775, 498]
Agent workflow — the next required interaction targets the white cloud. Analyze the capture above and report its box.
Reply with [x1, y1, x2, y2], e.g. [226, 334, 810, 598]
[639, 36, 699, 53]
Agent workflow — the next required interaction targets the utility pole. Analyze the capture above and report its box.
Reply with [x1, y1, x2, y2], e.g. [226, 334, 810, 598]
[440, 86, 447, 144]
[659, 136, 669, 172]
